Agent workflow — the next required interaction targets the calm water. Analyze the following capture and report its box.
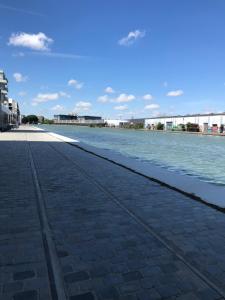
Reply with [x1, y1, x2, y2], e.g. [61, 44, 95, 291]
[40, 125, 225, 186]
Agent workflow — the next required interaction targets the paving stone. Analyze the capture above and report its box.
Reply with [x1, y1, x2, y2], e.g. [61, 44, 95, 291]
[13, 290, 38, 300]
[70, 292, 95, 300]
[176, 292, 201, 300]
[196, 288, 221, 300]
[3, 281, 23, 293]
[2, 128, 225, 300]
[119, 281, 141, 294]
[122, 271, 143, 282]
[137, 289, 161, 300]
[13, 270, 35, 281]
[65, 271, 90, 283]
[97, 286, 119, 299]
[62, 265, 73, 274]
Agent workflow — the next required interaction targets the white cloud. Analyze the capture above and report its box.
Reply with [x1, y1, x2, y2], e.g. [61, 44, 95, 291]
[32, 91, 70, 105]
[143, 94, 153, 100]
[32, 93, 59, 104]
[74, 101, 92, 112]
[51, 104, 64, 111]
[104, 86, 115, 94]
[118, 30, 145, 46]
[97, 95, 110, 103]
[114, 93, 135, 103]
[12, 52, 25, 57]
[18, 91, 27, 96]
[167, 90, 184, 97]
[145, 104, 160, 110]
[114, 105, 128, 111]
[68, 79, 84, 90]
[13, 72, 28, 82]
[8, 32, 53, 51]
[59, 91, 70, 98]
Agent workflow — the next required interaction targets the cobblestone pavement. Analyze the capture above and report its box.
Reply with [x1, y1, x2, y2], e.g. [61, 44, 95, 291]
[0, 128, 225, 300]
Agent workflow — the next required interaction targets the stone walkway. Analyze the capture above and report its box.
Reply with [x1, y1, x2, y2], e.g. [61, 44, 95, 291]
[0, 127, 225, 300]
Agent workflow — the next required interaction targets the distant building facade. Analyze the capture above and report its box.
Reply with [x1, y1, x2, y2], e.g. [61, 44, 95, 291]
[8, 98, 20, 126]
[145, 113, 225, 133]
[54, 114, 104, 125]
[37, 115, 45, 123]
[105, 119, 129, 127]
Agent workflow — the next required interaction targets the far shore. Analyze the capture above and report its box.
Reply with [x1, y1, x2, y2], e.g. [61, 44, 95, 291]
[39, 123, 225, 137]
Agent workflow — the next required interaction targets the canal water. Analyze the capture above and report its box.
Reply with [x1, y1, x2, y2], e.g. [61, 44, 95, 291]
[40, 125, 225, 186]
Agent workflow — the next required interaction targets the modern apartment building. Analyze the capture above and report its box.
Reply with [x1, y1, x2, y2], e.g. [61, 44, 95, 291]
[0, 70, 20, 131]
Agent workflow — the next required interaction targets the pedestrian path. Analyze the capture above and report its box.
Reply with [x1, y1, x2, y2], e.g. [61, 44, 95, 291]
[0, 127, 224, 300]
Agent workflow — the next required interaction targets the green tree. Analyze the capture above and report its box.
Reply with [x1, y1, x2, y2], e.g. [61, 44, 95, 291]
[42, 119, 54, 124]
[21, 116, 28, 124]
[22, 115, 39, 124]
[156, 122, 164, 130]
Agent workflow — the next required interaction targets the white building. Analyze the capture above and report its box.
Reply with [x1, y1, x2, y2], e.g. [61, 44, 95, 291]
[145, 113, 225, 133]
[0, 71, 20, 130]
[104, 119, 129, 127]
[8, 98, 20, 126]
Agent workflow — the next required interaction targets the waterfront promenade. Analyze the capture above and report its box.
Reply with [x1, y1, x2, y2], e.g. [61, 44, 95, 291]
[0, 127, 225, 300]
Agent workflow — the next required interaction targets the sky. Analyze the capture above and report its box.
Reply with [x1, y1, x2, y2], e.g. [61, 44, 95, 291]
[1, 0, 225, 119]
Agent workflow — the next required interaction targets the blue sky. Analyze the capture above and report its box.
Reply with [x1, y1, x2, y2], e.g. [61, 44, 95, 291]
[1, 0, 225, 119]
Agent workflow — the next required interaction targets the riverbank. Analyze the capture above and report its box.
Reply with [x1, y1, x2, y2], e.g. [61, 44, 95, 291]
[1, 126, 225, 300]
[44, 123, 225, 136]
[39, 124, 225, 188]
[35, 125, 225, 209]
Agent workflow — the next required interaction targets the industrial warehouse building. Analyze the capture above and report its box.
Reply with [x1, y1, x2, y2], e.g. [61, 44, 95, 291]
[54, 114, 104, 125]
[145, 113, 225, 133]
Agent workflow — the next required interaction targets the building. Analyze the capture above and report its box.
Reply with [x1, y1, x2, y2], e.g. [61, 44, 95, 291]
[105, 119, 129, 127]
[0, 71, 20, 131]
[145, 113, 225, 133]
[54, 114, 104, 125]
[0, 70, 11, 131]
[8, 98, 20, 127]
[0, 70, 8, 104]
[128, 118, 145, 125]
[37, 116, 45, 123]
[54, 114, 78, 122]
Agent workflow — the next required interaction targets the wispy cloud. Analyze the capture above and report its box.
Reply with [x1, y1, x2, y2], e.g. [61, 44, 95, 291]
[167, 90, 184, 97]
[32, 93, 59, 105]
[104, 86, 115, 94]
[114, 93, 135, 103]
[97, 95, 110, 103]
[118, 30, 146, 46]
[8, 32, 53, 51]
[18, 91, 27, 97]
[32, 91, 69, 106]
[12, 52, 25, 57]
[0, 3, 45, 17]
[59, 91, 70, 98]
[74, 101, 92, 112]
[13, 72, 28, 82]
[144, 103, 160, 110]
[51, 104, 65, 112]
[114, 105, 128, 111]
[68, 79, 84, 90]
[32, 51, 84, 59]
[142, 94, 153, 100]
